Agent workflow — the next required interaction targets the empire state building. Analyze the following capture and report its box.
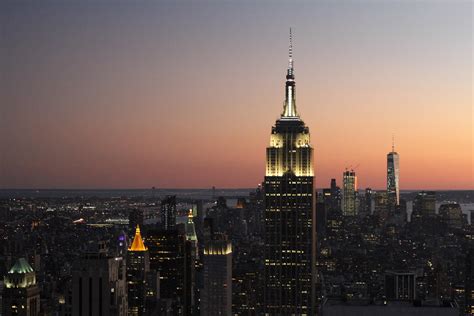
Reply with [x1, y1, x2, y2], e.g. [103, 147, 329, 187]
[264, 30, 316, 315]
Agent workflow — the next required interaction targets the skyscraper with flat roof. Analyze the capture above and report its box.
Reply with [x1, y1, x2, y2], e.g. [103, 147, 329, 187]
[201, 235, 232, 316]
[412, 191, 436, 220]
[161, 195, 177, 230]
[72, 243, 128, 316]
[147, 226, 194, 315]
[263, 29, 315, 315]
[342, 170, 357, 216]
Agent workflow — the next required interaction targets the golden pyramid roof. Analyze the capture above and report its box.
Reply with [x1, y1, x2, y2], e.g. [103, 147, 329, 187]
[129, 225, 147, 251]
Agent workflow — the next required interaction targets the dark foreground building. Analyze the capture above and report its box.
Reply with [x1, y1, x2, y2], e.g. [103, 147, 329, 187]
[146, 227, 194, 315]
[263, 30, 316, 315]
[320, 299, 459, 316]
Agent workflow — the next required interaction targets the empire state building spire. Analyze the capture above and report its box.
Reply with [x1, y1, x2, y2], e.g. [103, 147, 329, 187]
[282, 28, 298, 118]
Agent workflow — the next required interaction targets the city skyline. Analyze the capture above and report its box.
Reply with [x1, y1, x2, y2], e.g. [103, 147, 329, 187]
[1, 1, 472, 190]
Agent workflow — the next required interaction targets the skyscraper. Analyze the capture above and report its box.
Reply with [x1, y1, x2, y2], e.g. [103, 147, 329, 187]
[387, 140, 400, 207]
[365, 188, 374, 215]
[161, 195, 177, 230]
[342, 170, 357, 216]
[147, 227, 194, 315]
[439, 203, 464, 229]
[127, 226, 149, 316]
[201, 235, 232, 316]
[412, 191, 436, 220]
[72, 242, 128, 316]
[264, 30, 315, 315]
[330, 178, 342, 212]
[2, 258, 40, 316]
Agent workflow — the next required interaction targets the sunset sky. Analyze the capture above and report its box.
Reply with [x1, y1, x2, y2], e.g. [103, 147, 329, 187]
[1, 1, 472, 190]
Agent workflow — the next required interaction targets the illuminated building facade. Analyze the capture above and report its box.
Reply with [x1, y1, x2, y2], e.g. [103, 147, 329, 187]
[127, 226, 149, 316]
[2, 258, 40, 316]
[185, 209, 198, 249]
[387, 142, 400, 207]
[201, 235, 232, 316]
[264, 30, 316, 315]
[342, 170, 357, 216]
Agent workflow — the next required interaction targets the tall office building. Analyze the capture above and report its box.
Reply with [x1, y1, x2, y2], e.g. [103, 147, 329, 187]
[127, 226, 149, 316]
[374, 191, 388, 212]
[439, 203, 464, 229]
[387, 141, 400, 207]
[72, 242, 128, 316]
[264, 30, 315, 315]
[365, 188, 374, 215]
[201, 235, 232, 316]
[330, 178, 342, 212]
[342, 170, 357, 216]
[161, 195, 177, 230]
[147, 227, 193, 315]
[2, 258, 40, 316]
[412, 191, 436, 220]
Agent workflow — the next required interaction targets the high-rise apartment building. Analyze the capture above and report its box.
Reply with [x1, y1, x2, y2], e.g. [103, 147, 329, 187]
[263, 30, 315, 315]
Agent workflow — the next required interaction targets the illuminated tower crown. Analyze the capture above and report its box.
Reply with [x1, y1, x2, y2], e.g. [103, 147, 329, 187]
[266, 29, 313, 177]
[4, 258, 36, 288]
[129, 225, 147, 251]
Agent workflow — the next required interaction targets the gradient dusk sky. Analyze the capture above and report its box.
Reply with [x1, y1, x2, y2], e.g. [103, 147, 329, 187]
[1, 0, 472, 190]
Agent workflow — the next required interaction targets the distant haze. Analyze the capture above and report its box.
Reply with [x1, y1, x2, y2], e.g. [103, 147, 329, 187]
[1, 1, 472, 189]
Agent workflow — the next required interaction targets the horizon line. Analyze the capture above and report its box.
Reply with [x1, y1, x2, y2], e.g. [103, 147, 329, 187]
[0, 187, 473, 192]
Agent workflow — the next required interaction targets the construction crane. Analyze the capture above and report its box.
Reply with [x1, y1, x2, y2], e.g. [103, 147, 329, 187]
[345, 164, 360, 172]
